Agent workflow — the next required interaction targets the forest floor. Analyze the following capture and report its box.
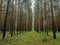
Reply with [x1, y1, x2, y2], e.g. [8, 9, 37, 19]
[0, 31, 60, 45]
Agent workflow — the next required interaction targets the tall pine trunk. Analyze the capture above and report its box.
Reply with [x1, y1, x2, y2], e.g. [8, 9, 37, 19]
[2, 0, 10, 39]
[50, 0, 56, 39]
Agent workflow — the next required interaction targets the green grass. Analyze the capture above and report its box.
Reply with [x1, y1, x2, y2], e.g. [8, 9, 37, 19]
[0, 31, 60, 45]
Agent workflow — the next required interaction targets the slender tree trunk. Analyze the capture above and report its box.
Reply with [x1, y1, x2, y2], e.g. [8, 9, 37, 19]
[57, 1, 60, 32]
[0, 0, 2, 33]
[2, 0, 10, 39]
[40, 0, 43, 32]
[50, 0, 56, 39]
[44, 0, 48, 36]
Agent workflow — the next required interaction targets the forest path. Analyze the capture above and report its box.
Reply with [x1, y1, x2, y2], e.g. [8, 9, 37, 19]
[0, 31, 60, 45]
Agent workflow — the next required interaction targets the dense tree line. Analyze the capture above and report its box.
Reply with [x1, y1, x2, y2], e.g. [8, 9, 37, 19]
[0, 0, 60, 39]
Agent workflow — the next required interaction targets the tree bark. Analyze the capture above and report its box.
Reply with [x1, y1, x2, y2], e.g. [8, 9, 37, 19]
[2, 0, 10, 39]
[50, 0, 56, 39]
